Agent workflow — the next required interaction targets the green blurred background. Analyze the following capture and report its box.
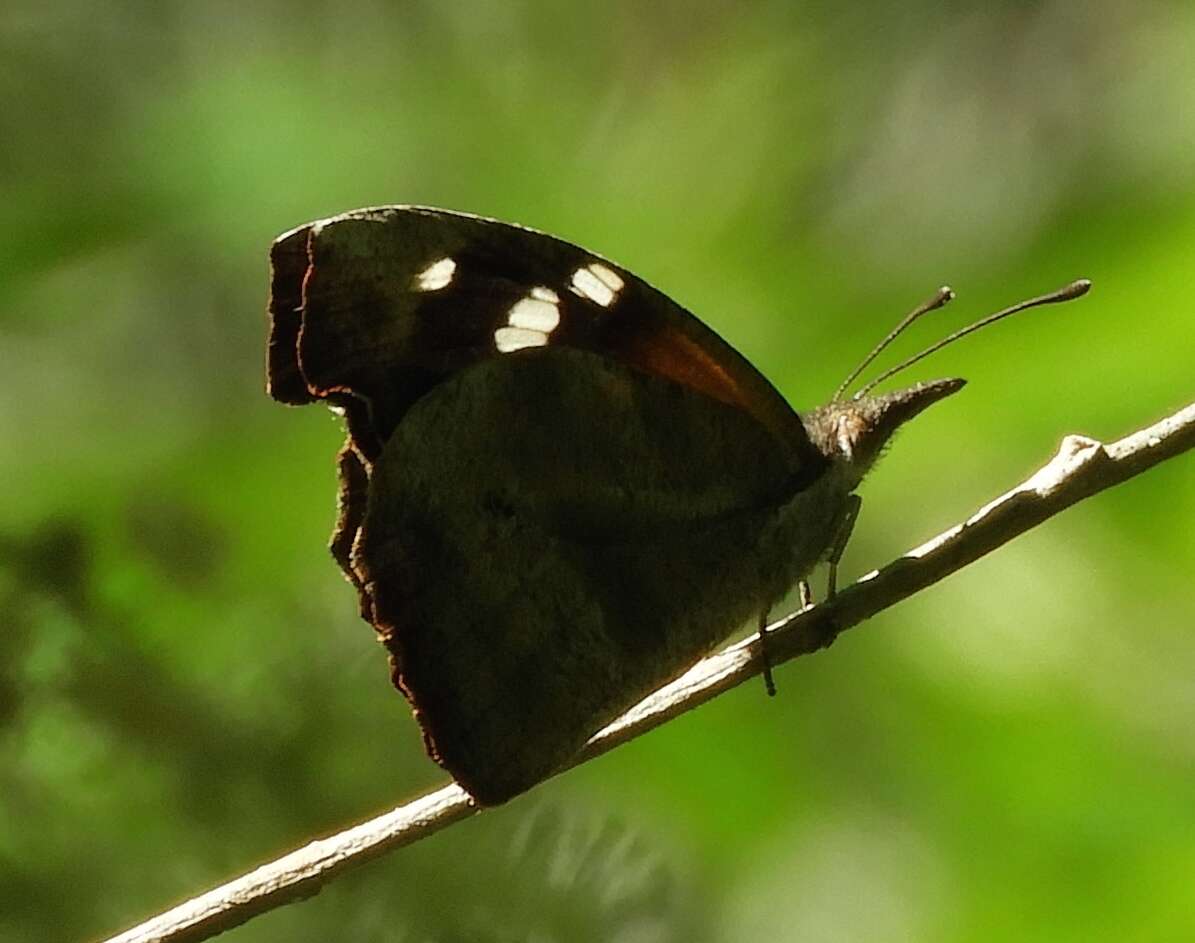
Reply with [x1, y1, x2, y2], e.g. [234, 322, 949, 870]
[3, 2, 1193, 940]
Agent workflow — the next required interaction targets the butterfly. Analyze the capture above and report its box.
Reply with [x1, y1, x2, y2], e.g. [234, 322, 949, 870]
[267, 205, 1086, 805]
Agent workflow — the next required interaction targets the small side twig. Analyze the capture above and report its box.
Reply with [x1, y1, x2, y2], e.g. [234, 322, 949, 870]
[103, 398, 1195, 943]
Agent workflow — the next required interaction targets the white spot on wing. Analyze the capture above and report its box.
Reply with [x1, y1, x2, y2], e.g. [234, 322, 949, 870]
[495, 326, 549, 352]
[496, 285, 562, 351]
[589, 262, 624, 293]
[569, 261, 625, 307]
[507, 296, 561, 332]
[413, 257, 456, 291]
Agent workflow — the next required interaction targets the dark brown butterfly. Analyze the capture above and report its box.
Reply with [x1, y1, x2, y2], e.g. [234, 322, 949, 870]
[267, 206, 1087, 805]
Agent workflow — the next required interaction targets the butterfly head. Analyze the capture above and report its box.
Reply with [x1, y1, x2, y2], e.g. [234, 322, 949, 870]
[803, 378, 965, 488]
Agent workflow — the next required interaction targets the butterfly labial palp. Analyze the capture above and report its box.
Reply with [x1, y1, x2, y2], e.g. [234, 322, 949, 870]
[267, 205, 1090, 804]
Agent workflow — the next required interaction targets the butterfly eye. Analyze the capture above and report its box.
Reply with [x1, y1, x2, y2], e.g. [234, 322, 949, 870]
[413, 257, 457, 291]
[569, 261, 624, 307]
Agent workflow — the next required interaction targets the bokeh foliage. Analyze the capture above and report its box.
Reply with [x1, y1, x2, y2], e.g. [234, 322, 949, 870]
[2, 2, 1193, 940]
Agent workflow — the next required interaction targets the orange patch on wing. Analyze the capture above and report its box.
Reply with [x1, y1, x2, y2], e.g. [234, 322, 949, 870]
[621, 327, 756, 414]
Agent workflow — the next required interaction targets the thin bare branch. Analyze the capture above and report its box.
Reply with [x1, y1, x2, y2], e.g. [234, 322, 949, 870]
[102, 398, 1195, 943]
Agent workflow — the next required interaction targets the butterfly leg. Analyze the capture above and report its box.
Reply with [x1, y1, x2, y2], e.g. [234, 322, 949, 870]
[825, 494, 862, 600]
[801, 494, 863, 652]
[757, 609, 778, 697]
[760, 495, 862, 693]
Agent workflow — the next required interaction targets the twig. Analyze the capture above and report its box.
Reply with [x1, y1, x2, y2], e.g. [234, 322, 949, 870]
[101, 398, 1195, 943]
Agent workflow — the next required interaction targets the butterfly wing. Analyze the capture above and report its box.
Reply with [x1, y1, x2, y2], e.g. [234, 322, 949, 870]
[267, 206, 833, 803]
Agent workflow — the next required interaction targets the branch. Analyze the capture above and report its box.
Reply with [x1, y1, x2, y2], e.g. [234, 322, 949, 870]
[102, 398, 1195, 943]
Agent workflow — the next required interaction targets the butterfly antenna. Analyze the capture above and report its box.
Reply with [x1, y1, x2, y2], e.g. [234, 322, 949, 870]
[853, 278, 1092, 400]
[832, 286, 955, 401]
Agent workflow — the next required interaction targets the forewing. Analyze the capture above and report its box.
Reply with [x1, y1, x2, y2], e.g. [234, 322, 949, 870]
[268, 205, 813, 463]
